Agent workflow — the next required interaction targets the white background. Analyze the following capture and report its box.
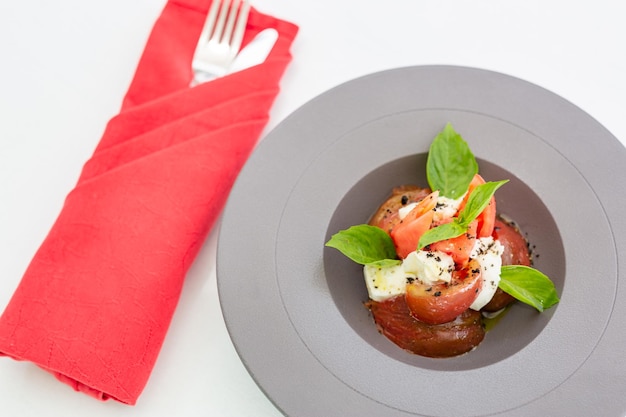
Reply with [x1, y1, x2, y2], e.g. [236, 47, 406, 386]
[1, 1, 625, 416]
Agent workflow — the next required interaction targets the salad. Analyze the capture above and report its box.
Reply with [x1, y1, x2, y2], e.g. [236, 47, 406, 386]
[325, 124, 559, 358]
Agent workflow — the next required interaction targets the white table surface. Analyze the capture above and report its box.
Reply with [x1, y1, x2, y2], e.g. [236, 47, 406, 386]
[1, 1, 625, 416]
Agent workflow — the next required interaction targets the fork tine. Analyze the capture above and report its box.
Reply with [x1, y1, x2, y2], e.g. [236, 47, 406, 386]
[198, 0, 222, 44]
[211, 0, 232, 42]
[229, 0, 250, 55]
[191, 0, 251, 85]
[221, 0, 240, 44]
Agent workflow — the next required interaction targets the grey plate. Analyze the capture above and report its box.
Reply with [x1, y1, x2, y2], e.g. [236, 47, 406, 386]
[217, 66, 626, 417]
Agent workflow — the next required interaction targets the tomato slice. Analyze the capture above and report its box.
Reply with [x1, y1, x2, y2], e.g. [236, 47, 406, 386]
[368, 186, 432, 233]
[404, 259, 482, 325]
[390, 191, 438, 259]
[429, 219, 478, 267]
[492, 218, 531, 267]
[459, 174, 497, 238]
[365, 296, 485, 358]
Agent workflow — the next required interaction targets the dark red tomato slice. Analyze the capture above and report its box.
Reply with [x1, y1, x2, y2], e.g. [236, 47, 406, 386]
[458, 174, 497, 238]
[429, 219, 478, 267]
[404, 259, 482, 325]
[390, 191, 438, 259]
[492, 218, 531, 266]
[368, 186, 432, 233]
[366, 296, 485, 358]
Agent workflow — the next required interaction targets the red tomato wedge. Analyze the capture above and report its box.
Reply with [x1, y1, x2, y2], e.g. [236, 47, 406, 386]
[459, 174, 497, 238]
[390, 191, 438, 259]
[429, 219, 478, 267]
[404, 259, 482, 325]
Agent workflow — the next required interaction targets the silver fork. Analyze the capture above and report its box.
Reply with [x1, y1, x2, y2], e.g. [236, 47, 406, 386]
[191, 0, 251, 85]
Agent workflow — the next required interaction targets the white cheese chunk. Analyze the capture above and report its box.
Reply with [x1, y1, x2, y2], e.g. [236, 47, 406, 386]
[363, 263, 408, 302]
[433, 194, 465, 222]
[363, 250, 455, 301]
[399, 194, 464, 223]
[398, 202, 418, 220]
[469, 237, 505, 311]
[403, 250, 455, 285]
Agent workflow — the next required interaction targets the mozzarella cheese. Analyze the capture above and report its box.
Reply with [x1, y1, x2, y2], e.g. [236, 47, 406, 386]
[398, 202, 417, 220]
[403, 250, 455, 285]
[469, 237, 504, 311]
[363, 250, 455, 301]
[399, 194, 464, 223]
[363, 238, 504, 309]
[433, 194, 464, 222]
[363, 263, 408, 302]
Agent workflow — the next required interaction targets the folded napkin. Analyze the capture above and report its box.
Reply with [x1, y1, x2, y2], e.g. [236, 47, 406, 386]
[0, 0, 297, 405]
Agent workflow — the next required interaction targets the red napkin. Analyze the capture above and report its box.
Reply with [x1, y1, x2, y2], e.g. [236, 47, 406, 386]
[0, 0, 297, 405]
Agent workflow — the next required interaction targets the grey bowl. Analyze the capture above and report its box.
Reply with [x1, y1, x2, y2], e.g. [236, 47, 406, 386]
[217, 65, 626, 417]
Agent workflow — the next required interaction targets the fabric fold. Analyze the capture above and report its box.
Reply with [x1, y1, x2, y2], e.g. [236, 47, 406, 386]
[0, 0, 297, 405]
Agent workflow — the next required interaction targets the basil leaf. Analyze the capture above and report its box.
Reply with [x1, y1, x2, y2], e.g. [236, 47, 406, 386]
[417, 220, 466, 250]
[457, 180, 508, 226]
[498, 265, 560, 312]
[426, 123, 478, 199]
[325, 224, 398, 265]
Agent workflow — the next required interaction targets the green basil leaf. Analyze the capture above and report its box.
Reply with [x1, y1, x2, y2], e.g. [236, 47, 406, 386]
[498, 265, 560, 312]
[325, 224, 398, 265]
[457, 180, 508, 226]
[417, 220, 466, 250]
[426, 123, 478, 199]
